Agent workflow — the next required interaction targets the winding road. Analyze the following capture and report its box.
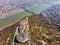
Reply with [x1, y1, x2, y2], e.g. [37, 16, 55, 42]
[12, 17, 32, 45]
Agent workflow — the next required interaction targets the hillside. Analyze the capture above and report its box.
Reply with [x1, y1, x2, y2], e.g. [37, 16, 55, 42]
[28, 15, 60, 45]
[0, 14, 60, 45]
[39, 4, 60, 25]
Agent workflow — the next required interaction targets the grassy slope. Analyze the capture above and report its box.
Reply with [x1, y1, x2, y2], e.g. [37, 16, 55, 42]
[0, 11, 32, 28]
[28, 15, 59, 45]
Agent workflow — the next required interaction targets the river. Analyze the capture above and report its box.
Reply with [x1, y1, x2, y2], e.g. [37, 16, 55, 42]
[0, 3, 53, 28]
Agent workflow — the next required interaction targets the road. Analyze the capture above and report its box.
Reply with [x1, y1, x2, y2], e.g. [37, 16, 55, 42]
[12, 17, 32, 45]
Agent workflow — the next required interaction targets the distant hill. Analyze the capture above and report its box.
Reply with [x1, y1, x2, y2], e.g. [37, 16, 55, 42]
[39, 4, 60, 30]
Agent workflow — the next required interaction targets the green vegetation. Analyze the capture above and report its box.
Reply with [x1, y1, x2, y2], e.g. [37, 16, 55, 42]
[4, 15, 59, 45]
[28, 15, 59, 45]
[38, 26, 49, 34]
[15, 41, 28, 45]
[0, 11, 32, 28]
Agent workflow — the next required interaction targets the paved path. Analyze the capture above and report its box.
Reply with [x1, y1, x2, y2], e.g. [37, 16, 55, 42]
[12, 17, 32, 45]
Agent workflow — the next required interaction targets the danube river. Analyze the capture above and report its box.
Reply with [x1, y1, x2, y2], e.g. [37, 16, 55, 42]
[0, 3, 53, 28]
